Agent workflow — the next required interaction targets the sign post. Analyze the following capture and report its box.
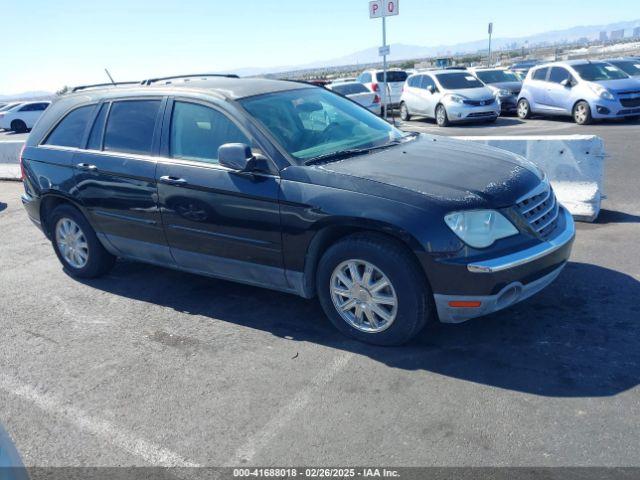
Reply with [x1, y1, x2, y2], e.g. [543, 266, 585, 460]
[369, 0, 399, 121]
[488, 22, 493, 67]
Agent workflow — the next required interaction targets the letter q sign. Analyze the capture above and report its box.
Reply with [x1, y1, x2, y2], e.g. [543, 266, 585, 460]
[369, 0, 399, 18]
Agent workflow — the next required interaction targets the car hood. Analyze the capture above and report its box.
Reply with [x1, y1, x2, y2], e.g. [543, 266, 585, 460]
[308, 135, 542, 209]
[447, 87, 496, 100]
[487, 81, 522, 92]
[592, 78, 640, 93]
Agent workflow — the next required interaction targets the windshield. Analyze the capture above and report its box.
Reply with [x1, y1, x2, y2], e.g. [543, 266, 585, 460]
[609, 60, 640, 76]
[240, 88, 405, 162]
[573, 63, 628, 81]
[375, 71, 408, 83]
[0, 103, 18, 112]
[436, 73, 484, 90]
[475, 70, 520, 84]
[331, 83, 370, 95]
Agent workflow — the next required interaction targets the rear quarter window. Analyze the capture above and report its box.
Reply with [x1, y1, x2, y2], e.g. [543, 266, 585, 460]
[44, 105, 95, 148]
[103, 100, 161, 155]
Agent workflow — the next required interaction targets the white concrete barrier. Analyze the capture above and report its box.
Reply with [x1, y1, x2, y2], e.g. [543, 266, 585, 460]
[454, 135, 605, 222]
[0, 140, 25, 180]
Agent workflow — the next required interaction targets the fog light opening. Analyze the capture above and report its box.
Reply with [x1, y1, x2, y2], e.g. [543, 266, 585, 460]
[596, 106, 610, 115]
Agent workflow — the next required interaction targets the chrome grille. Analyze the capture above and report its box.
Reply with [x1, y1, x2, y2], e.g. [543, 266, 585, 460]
[516, 182, 561, 239]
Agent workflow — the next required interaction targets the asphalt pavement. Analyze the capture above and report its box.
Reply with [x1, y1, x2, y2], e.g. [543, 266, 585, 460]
[0, 117, 639, 469]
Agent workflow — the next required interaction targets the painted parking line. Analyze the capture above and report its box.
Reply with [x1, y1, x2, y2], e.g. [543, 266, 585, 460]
[225, 352, 354, 466]
[0, 372, 201, 467]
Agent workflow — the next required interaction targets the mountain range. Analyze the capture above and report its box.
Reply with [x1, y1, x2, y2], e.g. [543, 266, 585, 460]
[3, 18, 640, 99]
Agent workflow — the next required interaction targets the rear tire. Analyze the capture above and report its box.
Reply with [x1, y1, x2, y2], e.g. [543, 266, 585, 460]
[573, 101, 593, 125]
[10, 120, 27, 133]
[435, 104, 450, 127]
[49, 204, 115, 278]
[517, 99, 532, 119]
[399, 102, 411, 121]
[316, 234, 431, 346]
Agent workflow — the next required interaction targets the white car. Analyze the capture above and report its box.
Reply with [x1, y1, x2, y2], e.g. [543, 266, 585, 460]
[0, 102, 22, 130]
[356, 69, 408, 111]
[327, 81, 382, 115]
[399, 70, 500, 126]
[0, 101, 51, 133]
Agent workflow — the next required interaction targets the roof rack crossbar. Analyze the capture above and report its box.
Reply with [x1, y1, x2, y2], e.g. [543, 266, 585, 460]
[71, 81, 140, 93]
[141, 73, 239, 86]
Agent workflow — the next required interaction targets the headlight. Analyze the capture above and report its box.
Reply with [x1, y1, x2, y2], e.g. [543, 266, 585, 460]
[444, 210, 518, 249]
[445, 94, 465, 104]
[494, 89, 510, 97]
[588, 84, 614, 101]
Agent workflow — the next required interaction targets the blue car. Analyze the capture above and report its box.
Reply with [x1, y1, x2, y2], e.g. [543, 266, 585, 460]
[517, 60, 640, 125]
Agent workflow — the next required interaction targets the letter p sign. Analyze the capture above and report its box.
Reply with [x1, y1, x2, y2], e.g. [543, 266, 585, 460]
[369, 0, 383, 18]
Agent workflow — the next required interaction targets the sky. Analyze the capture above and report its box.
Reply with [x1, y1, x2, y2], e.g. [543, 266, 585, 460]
[1, 0, 638, 94]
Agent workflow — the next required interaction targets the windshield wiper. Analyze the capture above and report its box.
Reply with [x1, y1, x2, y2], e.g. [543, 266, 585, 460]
[304, 135, 417, 166]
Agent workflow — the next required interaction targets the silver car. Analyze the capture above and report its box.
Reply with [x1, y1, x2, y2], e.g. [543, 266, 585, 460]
[468, 67, 522, 114]
[400, 70, 500, 126]
[327, 81, 382, 116]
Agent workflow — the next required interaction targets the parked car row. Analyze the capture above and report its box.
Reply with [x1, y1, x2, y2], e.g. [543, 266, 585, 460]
[0, 101, 51, 133]
[517, 59, 640, 125]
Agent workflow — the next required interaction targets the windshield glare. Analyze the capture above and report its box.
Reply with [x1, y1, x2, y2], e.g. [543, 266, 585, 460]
[610, 61, 640, 76]
[573, 63, 628, 81]
[436, 73, 484, 90]
[240, 88, 404, 162]
[475, 70, 520, 84]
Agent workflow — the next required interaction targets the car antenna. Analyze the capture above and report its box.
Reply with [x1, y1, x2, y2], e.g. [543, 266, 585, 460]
[104, 68, 117, 86]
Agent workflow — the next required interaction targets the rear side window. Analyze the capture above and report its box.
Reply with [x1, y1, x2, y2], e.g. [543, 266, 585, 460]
[331, 83, 369, 95]
[44, 105, 94, 148]
[533, 68, 549, 81]
[170, 101, 250, 164]
[103, 100, 160, 155]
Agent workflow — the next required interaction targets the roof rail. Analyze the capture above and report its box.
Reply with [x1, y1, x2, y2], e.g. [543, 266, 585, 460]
[141, 73, 239, 86]
[71, 81, 140, 93]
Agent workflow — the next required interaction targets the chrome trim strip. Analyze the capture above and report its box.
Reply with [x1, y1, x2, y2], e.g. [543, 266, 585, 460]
[468, 208, 575, 274]
[535, 203, 560, 232]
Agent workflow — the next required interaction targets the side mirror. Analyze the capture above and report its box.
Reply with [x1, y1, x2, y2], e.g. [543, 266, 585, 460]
[218, 143, 253, 171]
[427, 85, 435, 94]
[560, 78, 572, 88]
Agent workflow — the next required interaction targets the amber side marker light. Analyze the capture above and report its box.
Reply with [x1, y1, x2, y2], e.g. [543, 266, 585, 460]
[449, 301, 482, 308]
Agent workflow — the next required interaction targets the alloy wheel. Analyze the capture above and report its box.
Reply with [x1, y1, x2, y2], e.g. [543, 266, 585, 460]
[329, 259, 398, 333]
[55, 217, 89, 269]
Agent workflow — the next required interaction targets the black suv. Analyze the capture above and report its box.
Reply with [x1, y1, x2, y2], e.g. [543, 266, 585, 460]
[21, 75, 575, 345]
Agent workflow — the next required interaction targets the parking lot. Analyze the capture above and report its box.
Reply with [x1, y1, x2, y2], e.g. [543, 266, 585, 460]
[1, 115, 640, 470]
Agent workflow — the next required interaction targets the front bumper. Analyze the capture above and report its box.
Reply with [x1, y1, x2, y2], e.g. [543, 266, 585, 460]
[591, 98, 640, 118]
[433, 207, 575, 324]
[446, 102, 500, 122]
[498, 95, 518, 113]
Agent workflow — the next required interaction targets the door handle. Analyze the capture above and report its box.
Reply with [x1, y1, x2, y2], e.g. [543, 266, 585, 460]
[159, 175, 188, 185]
[76, 163, 97, 171]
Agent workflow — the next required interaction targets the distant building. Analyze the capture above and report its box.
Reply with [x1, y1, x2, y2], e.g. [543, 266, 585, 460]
[599, 31, 608, 42]
[610, 29, 625, 40]
[634, 27, 640, 38]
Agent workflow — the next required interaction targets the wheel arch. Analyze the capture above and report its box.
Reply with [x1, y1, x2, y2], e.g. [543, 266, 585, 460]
[300, 220, 429, 299]
[39, 193, 89, 240]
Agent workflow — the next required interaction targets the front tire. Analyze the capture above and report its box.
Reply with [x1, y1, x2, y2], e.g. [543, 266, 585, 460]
[399, 102, 411, 121]
[49, 204, 115, 278]
[435, 104, 450, 127]
[317, 234, 430, 346]
[573, 101, 593, 125]
[517, 99, 532, 119]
